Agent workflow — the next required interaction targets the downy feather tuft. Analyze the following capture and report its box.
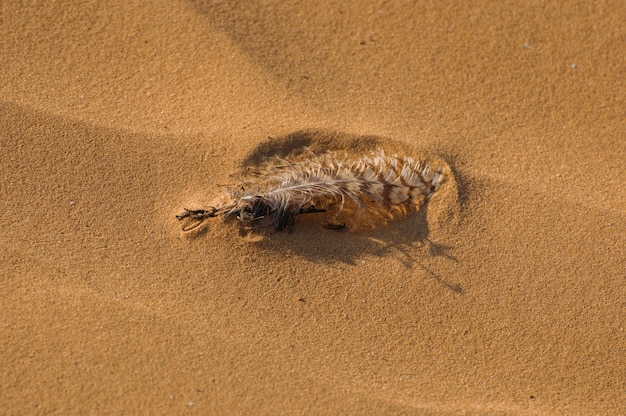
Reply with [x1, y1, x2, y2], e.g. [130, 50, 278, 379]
[177, 148, 445, 231]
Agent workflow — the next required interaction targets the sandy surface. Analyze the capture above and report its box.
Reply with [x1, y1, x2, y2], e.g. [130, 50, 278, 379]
[1, 1, 624, 414]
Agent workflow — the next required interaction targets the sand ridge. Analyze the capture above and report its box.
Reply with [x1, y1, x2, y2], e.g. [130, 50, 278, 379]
[1, 1, 624, 414]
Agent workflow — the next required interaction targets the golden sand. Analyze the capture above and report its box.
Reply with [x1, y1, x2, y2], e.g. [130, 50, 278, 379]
[1, 1, 624, 414]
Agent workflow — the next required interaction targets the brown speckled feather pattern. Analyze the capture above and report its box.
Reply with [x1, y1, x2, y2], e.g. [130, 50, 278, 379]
[177, 149, 445, 231]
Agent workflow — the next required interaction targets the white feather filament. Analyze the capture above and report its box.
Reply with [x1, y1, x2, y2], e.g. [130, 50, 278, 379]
[177, 149, 445, 231]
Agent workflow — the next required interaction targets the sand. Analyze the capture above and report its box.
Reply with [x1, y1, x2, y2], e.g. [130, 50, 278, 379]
[1, 1, 624, 414]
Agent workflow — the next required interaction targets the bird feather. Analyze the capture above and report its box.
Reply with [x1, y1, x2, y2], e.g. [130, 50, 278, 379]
[177, 148, 445, 231]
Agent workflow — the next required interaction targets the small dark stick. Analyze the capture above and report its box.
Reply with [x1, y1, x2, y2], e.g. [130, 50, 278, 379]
[176, 208, 217, 231]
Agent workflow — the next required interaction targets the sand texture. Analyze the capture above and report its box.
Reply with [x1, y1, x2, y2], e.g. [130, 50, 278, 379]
[1, 1, 624, 414]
